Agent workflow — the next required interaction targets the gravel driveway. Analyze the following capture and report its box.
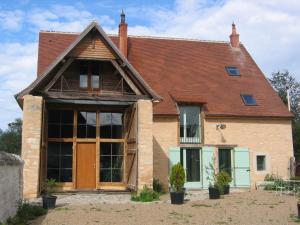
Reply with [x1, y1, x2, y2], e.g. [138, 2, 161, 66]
[31, 190, 299, 225]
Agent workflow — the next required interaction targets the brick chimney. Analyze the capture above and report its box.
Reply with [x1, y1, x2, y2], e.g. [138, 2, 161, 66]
[230, 22, 240, 48]
[118, 10, 128, 57]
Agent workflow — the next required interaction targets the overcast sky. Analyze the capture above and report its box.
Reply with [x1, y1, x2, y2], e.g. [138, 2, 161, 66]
[0, 0, 299, 129]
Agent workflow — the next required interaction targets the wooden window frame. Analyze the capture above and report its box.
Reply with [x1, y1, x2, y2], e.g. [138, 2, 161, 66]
[78, 62, 101, 92]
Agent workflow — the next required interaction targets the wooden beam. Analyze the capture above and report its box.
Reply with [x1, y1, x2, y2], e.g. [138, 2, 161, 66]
[110, 60, 142, 95]
[44, 57, 74, 91]
[125, 104, 136, 140]
[127, 152, 136, 184]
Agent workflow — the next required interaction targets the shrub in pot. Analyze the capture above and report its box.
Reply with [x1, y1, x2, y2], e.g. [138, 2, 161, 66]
[169, 163, 186, 204]
[206, 158, 221, 199]
[216, 171, 232, 195]
[42, 179, 58, 209]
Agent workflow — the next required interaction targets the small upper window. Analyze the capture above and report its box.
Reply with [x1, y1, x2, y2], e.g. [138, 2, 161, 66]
[241, 94, 257, 106]
[79, 66, 88, 88]
[226, 66, 240, 76]
[256, 155, 266, 171]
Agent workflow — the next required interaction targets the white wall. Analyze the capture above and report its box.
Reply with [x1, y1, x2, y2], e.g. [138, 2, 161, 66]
[0, 152, 23, 223]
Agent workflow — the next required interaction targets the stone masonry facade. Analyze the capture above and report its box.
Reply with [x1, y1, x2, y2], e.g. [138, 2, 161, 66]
[21, 95, 43, 199]
[137, 100, 153, 189]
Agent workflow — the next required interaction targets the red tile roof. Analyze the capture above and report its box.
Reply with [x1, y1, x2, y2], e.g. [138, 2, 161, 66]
[37, 31, 293, 118]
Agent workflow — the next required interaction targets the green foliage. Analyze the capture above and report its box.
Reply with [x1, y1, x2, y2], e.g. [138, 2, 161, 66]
[153, 178, 164, 193]
[169, 163, 185, 192]
[6, 200, 47, 225]
[263, 174, 284, 190]
[0, 118, 22, 155]
[131, 185, 160, 202]
[205, 157, 218, 188]
[43, 179, 58, 196]
[290, 176, 300, 180]
[216, 171, 232, 188]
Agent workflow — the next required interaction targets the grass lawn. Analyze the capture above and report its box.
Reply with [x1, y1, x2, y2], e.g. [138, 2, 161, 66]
[31, 190, 300, 225]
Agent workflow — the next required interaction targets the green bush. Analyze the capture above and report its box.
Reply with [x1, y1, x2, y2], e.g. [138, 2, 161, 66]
[169, 163, 185, 192]
[263, 174, 284, 191]
[6, 201, 47, 225]
[153, 179, 164, 193]
[131, 185, 160, 202]
[290, 176, 300, 180]
[216, 171, 232, 194]
[42, 179, 58, 196]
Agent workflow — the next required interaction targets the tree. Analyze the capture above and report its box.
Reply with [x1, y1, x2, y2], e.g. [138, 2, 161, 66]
[0, 118, 22, 155]
[269, 70, 300, 120]
[269, 70, 300, 159]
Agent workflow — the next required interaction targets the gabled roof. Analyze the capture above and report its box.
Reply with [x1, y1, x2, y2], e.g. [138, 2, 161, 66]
[15, 22, 161, 103]
[20, 23, 293, 118]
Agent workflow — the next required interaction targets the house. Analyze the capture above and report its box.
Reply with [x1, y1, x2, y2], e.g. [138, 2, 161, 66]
[16, 12, 294, 198]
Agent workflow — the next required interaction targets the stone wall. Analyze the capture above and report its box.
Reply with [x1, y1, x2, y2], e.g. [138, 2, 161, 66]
[204, 117, 294, 188]
[137, 100, 153, 189]
[153, 116, 179, 190]
[0, 152, 23, 223]
[21, 95, 43, 198]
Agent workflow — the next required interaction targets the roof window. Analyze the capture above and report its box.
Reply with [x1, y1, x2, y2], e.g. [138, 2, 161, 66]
[241, 94, 257, 106]
[226, 66, 240, 76]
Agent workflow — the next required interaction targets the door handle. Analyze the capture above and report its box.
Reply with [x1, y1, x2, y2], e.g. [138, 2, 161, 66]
[246, 169, 250, 172]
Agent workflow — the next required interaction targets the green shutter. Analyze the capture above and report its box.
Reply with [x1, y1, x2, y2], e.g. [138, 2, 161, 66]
[234, 147, 250, 187]
[202, 146, 214, 188]
[169, 147, 181, 172]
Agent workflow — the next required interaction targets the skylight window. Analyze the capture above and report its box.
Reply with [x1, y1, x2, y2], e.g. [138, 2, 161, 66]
[226, 66, 240, 76]
[241, 94, 257, 106]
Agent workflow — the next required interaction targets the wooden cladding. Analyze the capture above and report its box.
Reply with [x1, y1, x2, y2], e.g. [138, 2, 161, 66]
[70, 33, 115, 59]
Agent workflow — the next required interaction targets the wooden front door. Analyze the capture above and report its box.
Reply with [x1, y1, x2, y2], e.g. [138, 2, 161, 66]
[76, 143, 96, 189]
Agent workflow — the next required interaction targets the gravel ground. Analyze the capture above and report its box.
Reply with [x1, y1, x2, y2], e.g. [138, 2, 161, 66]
[31, 190, 300, 225]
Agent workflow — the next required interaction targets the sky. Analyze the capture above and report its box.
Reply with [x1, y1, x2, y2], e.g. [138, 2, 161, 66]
[0, 0, 300, 129]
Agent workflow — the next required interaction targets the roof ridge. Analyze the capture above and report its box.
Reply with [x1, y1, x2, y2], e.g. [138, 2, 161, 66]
[40, 30, 231, 44]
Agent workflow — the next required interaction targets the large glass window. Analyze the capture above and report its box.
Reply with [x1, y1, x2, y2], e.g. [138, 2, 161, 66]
[180, 106, 201, 143]
[47, 142, 73, 182]
[77, 111, 96, 138]
[48, 110, 73, 138]
[219, 149, 232, 177]
[100, 113, 123, 139]
[100, 143, 124, 182]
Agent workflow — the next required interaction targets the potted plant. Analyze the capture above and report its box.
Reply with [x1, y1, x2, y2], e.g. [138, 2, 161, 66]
[169, 163, 186, 204]
[216, 171, 232, 195]
[206, 159, 221, 199]
[42, 179, 58, 209]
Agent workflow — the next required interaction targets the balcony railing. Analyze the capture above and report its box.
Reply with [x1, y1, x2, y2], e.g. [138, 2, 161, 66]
[180, 125, 201, 144]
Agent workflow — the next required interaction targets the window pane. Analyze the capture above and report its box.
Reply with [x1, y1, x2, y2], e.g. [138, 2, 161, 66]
[112, 156, 123, 169]
[111, 113, 123, 138]
[48, 124, 60, 138]
[92, 75, 100, 89]
[61, 125, 73, 138]
[48, 110, 60, 123]
[60, 169, 72, 182]
[185, 107, 200, 138]
[61, 111, 73, 124]
[78, 112, 87, 124]
[226, 66, 240, 76]
[112, 169, 122, 182]
[77, 125, 86, 138]
[61, 142, 73, 155]
[61, 156, 72, 169]
[100, 113, 112, 138]
[100, 156, 111, 168]
[48, 142, 60, 155]
[218, 149, 232, 177]
[257, 155, 266, 171]
[47, 155, 59, 168]
[87, 125, 96, 138]
[111, 143, 123, 155]
[100, 169, 111, 182]
[47, 169, 59, 181]
[241, 95, 257, 105]
[87, 112, 96, 125]
[186, 149, 200, 182]
[100, 142, 111, 155]
[80, 75, 88, 88]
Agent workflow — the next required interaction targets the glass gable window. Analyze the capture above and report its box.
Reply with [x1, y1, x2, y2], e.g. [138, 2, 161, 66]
[48, 110, 73, 138]
[226, 66, 240, 76]
[100, 113, 123, 139]
[91, 63, 100, 89]
[79, 66, 88, 88]
[77, 111, 97, 138]
[100, 142, 124, 182]
[241, 94, 257, 106]
[47, 142, 73, 182]
[256, 155, 266, 171]
[180, 106, 201, 143]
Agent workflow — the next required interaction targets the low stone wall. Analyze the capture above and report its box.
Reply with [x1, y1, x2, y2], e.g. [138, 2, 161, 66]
[0, 152, 23, 223]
